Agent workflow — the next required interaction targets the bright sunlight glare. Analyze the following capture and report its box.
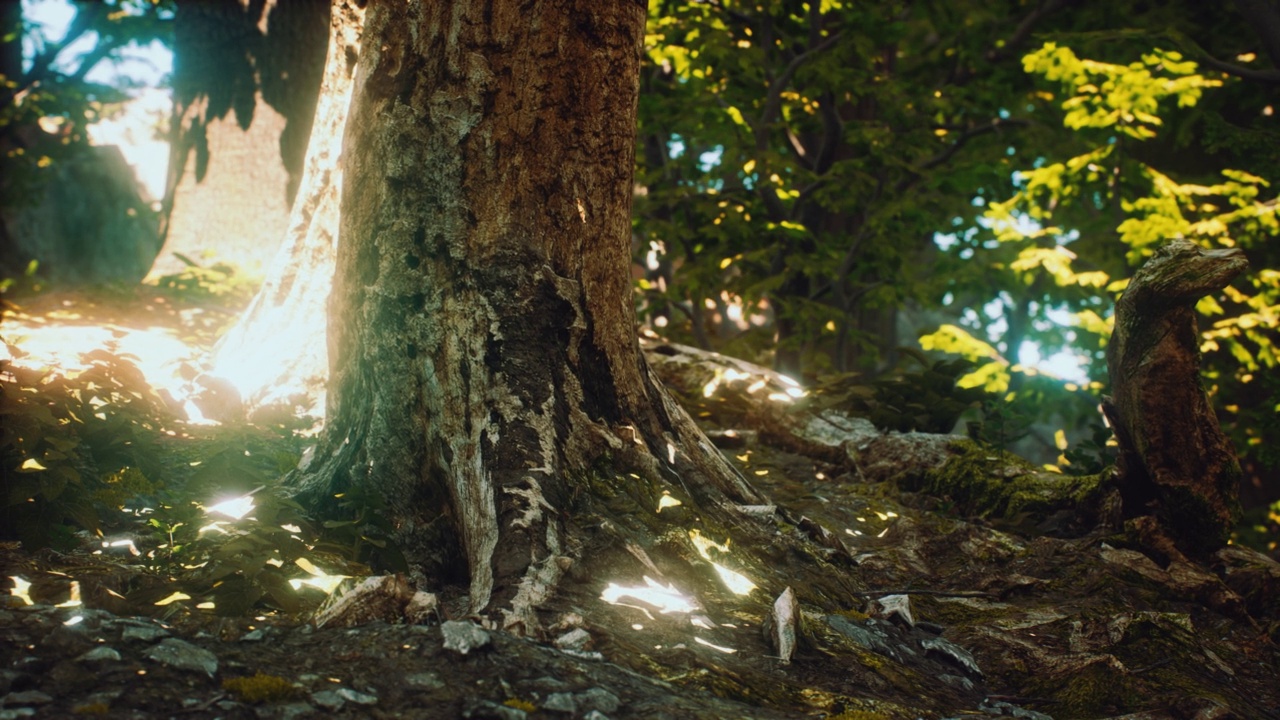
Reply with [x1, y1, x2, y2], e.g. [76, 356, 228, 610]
[9, 577, 33, 606]
[694, 636, 737, 654]
[205, 493, 257, 520]
[688, 529, 757, 595]
[600, 576, 697, 614]
[0, 322, 213, 423]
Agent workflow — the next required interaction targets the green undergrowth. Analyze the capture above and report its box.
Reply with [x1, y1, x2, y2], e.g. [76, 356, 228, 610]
[0, 340, 393, 617]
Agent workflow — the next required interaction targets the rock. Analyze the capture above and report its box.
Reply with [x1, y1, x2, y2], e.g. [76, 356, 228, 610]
[77, 646, 122, 662]
[0, 691, 52, 706]
[464, 700, 527, 719]
[0, 140, 160, 286]
[875, 593, 914, 627]
[337, 687, 378, 705]
[144, 638, 218, 677]
[577, 688, 621, 715]
[405, 591, 439, 624]
[404, 672, 445, 691]
[763, 586, 798, 664]
[272, 702, 315, 720]
[553, 628, 591, 651]
[921, 636, 981, 677]
[543, 692, 577, 713]
[119, 621, 170, 642]
[310, 689, 345, 711]
[441, 620, 491, 655]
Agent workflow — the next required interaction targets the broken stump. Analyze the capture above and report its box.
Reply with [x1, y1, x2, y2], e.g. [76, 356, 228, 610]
[1103, 239, 1248, 554]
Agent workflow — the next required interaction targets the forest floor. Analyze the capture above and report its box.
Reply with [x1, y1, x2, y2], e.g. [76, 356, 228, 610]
[1, 286, 1279, 720]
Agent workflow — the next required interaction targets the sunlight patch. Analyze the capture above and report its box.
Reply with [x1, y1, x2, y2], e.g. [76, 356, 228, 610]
[694, 636, 737, 654]
[689, 529, 756, 595]
[656, 492, 683, 513]
[9, 577, 33, 606]
[600, 576, 696, 614]
[205, 491, 259, 520]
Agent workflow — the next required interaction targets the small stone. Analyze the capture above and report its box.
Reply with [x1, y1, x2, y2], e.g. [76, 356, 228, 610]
[405, 591, 439, 624]
[528, 676, 568, 691]
[764, 586, 798, 664]
[337, 688, 378, 705]
[77, 646, 122, 662]
[121, 624, 170, 642]
[543, 692, 577, 713]
[311, 689, 345, 711]
[404, 672, 444, 691]
[875, 594, 915, 626]
[553, 628, 591, 651]
[938, 673, 974, 691]
[577, 688, 620, 714]
[216, 700, 240, 711]
[463, 700, 526, 719]
[0, 708, 36, 719]
[441, 620, 491, 654]
[1, 691, 52, 706]
[921, 636, 981, 677]
[583, 712, 612, 720]
[273, 702, 316, 720]
[144, 638, 218, 677]
[241, 629, 266, 642]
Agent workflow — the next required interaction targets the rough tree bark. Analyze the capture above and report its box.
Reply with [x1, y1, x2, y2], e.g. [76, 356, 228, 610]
[1103, 239, 1249, 554]
[204, 1, 364, 416]
[299, 0, 769, 632]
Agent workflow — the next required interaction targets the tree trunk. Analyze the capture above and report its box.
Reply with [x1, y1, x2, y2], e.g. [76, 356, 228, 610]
[300, 0, 765, 632]
[204, 1, 364, 417]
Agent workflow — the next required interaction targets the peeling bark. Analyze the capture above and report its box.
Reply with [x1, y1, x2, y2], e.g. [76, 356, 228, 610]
[1103, 239, 1249, 554]
[301, 0, 763, 631]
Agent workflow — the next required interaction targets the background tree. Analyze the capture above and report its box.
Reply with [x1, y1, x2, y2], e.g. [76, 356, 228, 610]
[154, 0, 328, 278]
[1, 0, 172, 285]
[935, 19, 1280, 498]
[634, 0, 1087, 378]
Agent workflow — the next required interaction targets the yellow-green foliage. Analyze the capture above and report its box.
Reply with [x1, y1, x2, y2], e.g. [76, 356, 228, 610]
[222, 672, 302, 703]
[503, 698, 538, 712]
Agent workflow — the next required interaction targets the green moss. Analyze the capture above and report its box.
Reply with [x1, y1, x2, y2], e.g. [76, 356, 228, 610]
[1034, 662, 1142, 718]
[72, 703, 110, 715]
[504, 698, 537, 712]
[222, 672, 302, 704]
[912, 439, 1110, 524]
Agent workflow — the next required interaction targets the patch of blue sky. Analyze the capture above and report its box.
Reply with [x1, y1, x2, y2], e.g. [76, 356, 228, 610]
[22, 0, 172, 91]
[935, 203, 1092, 383]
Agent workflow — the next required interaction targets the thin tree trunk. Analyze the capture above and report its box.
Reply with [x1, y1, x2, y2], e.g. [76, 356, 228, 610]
[300, 0, 764, 632]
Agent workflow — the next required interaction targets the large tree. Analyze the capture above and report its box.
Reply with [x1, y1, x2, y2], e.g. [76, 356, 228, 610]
[297, 0, 775, 631]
